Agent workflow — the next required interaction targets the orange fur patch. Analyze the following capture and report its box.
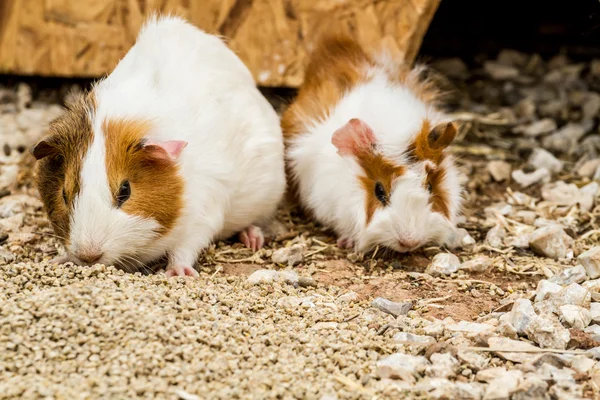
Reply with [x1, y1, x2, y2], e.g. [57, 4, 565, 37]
[425, 164, 451, 219]
[102, 118, 184, 235]
[33, 91, 97, 244]
[355, 151, 405, 224]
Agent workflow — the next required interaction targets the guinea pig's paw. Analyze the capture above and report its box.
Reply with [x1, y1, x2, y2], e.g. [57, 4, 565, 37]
[336, 237, 355, 249]
[165, 265, 199, 278]
[239, 225, 265, 252]
[50, 254, 73, 264]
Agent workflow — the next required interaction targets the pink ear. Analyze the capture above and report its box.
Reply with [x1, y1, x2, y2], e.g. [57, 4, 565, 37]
[142, 139, 188, 161]
[331, 118, 376, 156]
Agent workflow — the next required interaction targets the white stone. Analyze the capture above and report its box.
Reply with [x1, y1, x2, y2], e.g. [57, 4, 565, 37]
[426, 253, 460, 277]
[542, 122, 590, 152]
[338, 291, 359, 304]
[516, 210, 537, 225]
[445, 321, 495, 334]
[570, 355, 596, 374]
[377, 353, 429, 381]
[550, 265, 588, 285]
[425, 353, 459, 379]
[460, 255, 493, 273]
[0, 165, 18, 190]
[484, 61, 519, 80]
[483, 370, 523, 400]
[393, 332, 436, 346]
[559, 304, 592, 329]
[577, 158, 600, 177]
[591, 303, 600, 324]
[525, 314, 571, 349]
[423, 320, 445, 338]
[514, 119, 557, 137]
[528, 225, 573, 260]
[485, 225, 505, 248]
[457, 351, 489, 372]
[584, 324, 600, 341]
[485, 202, 513, 217]
[578, 247, 600, 279]
[549, 282, 592, 309]
[448, 228, 475, 250]
[510, 299, 537, 334]
[535, 280, 563, 302]
[271, 244, 305, 266]
[528, 148, 563, 173]
[512, 376, 549, 400]
[247, 269, 299, 285]
[488, 161, 512, 181]
[372, 297, 412, 317]
[487, 337, 539, 364]
[511, 168, 550, 188]
[541, 181, 583, 206]
[583, 280, 600, 302]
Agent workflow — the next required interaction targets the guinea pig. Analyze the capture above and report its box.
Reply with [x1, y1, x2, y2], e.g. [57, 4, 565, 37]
[281, 34, 464, 254]
[30, 15, 286, 277]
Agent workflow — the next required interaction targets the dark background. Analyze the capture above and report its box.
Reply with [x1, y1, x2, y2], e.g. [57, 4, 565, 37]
[420, 0, 600, 61]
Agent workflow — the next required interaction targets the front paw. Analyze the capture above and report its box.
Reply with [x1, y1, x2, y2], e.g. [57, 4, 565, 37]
[337, 237, 355, 249]
[165, 265, 199, 278]
[239, 225, 265, 251]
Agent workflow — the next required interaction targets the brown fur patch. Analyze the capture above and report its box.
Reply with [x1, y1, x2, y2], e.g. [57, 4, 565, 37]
[32, 92, 96, 244]
[355, 151, 405, 224]
[425, 163, 451, 219]
[102, 118, 184, 235]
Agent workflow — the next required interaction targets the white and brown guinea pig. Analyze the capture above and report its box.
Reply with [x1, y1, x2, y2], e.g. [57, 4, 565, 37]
[30, 15, 286, 277]
[281, 34, 464, 254]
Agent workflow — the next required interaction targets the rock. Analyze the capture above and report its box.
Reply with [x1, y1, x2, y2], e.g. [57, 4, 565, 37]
[425, 353, 459, 379]
[583, 92, 600, 119]
[271, 244, 305, 266]
[542, 122, 590, 153]
[528, 225, 574, 260]
[338, 291, 359, 304]
[591, 303, 600, 324]
[0, 165, 19, 190]
[484, 61, 519, 80]
[488, 161, 512, 182]
[577, 158, 600, 177]
[484, 202, 513, 217]
[570, 355, 596, 373]
[549, 283, 592, 309]
[485, 225, 505, 248]
[457, 351, 489, 372]
[511, 168, 550, 188]
[514, 119, 557, 137]
[432, 58, 469, 79]
[448, 228, 475, 250]
[510, 299, 537, 334]
[511, 376, 549, 400]
[276, 295, 315, 309]
[488, 337, 539, 363]
[541, 181, 592, 212]
[583, 280, 600, 302]
[504, 232, 532, 249]
[559, 305, 591, 329]
[377, 353, 429, 382]
[483, 370, 523, 400]
[516, 210, 537, 225]
[528, 148, 563, 173]
[393, 332, 436, 346]
[586, 346, 600, 359]
[423, 320, 445, 338]
[535, 280, 564, 302]
[460, 255, 493, 273]
[550, 265, 587, 285]
[426, 253, 460, 277]
[371, 297, 412, 317]
[568, 328, 600, 349]
[525, 313, 571, 349]
[298, 276, 317, 287]
[247, 269, 299, 286]
[445, 321, 495, 334]
[450, 382, 485, 400]
[584, 325, 600, 341]
[578, 247, 600, 280]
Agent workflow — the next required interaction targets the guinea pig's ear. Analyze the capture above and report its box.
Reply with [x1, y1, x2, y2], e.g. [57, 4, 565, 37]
[427, 121, 457, 150]
[332, 118, 376, 157]
[141, 139, 188, 162]
[30, 137, 58, 160]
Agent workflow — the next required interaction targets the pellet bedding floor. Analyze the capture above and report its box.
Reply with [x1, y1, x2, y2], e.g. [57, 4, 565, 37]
[2, 50, 600, 399]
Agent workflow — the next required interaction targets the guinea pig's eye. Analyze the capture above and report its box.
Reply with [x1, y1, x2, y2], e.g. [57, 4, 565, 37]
[62, 188, 67, 205]
[116, 180, 131, 207]
[427, 183, 433, 193]
[374, 182, 388, 205]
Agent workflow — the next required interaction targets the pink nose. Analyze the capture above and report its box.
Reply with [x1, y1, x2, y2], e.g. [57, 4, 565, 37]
[399, 239, 420, 250]
[77, 252, 103, 265]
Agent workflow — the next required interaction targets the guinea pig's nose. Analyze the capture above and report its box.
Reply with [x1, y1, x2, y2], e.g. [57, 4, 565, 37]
[398, 239, 420, 250]
[77, 251, 103, 265]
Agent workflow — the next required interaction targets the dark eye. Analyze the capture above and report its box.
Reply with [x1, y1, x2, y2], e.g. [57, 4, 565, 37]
[116, 181, 131, 207]
[62, 188, 68, 205]
[374, 182, 388, 205]
[427, 183, 433, 193]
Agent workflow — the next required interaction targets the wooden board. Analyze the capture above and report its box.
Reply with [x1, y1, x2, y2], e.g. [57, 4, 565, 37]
[0, 0, 440, 88]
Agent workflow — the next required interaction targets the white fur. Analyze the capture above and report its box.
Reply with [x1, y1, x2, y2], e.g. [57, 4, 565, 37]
[70, 15, 286, 269]
[286, 67, 464, 253]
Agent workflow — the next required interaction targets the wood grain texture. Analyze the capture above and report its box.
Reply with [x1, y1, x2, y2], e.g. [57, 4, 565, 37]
[0, 0, 440, 87]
